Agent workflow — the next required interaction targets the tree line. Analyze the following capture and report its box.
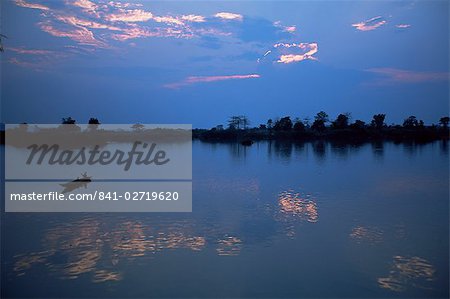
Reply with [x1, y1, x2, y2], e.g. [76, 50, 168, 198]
[195, 112, 449, 143]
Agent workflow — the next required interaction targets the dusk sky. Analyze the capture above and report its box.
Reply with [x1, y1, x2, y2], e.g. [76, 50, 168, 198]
[1, 0, 449, 127]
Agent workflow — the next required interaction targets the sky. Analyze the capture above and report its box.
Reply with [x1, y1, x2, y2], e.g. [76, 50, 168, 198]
[1, 0, 449, 128]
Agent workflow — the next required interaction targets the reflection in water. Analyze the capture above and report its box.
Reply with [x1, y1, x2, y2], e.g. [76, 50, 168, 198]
[278, 190, 318, 223]
[371, 141, 385, 160]
[440, 140, 448, 155]
[228, 143, 249, 160]
[312, 141, 326, 163]
[14, 250, 55, 276]
[197, 177, 260, 194]
[216, 236, 242, 256]
[13, 217, 208, 282]
[275, 190, 318, 238]
[93, 270, 122, 283]
[4, 141, 448, 297]
[273, 141, 293, 160]
[349, 226, 383, 244]
[378, 256, 435, 292]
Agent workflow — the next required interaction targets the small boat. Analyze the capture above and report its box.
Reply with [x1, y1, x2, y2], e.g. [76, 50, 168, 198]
[60, 172, 92, 193]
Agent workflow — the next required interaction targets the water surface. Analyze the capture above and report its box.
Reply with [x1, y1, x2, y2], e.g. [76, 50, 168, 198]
[1, 141, 449, 298]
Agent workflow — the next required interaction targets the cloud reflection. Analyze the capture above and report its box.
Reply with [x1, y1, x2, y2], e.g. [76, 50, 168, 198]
[278, 190, 318, 223]
[378, 256, 435, 292]
[13, 217, 208, 282]
[349, 226, 383, 244]
[216, 236, 242, 256]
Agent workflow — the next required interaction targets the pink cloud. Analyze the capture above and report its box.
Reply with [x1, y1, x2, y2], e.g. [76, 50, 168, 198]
[110, 26, 157, 41]
[14, 0, 49, 10]
[352, 16, 387, 31]
[8, 57, 40, 68]
[284, 26, 296, 33]
[39, 21, 108, 48]
[214, 12, 243, 21]
[111, 25, 193, 41]
[55, 15, 121, 31]
[366, 68, 449, 84]
[165, 74, 260, 89]
[71, 0, 99, 16]
[8, 47, 53, 55]
[396, 24, 411, 29]
[105, 9, 153, 22]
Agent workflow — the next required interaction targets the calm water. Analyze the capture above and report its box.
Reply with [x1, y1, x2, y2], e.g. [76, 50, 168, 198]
[1, 140, 449, 298]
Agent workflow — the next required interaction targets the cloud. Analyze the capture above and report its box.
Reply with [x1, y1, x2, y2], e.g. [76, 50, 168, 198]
[8, 57, 41, 68]
[12, 0, 312, 69]
[6, 47, 68, 69]
[352, 16, 387, 31]
[273, 21, 296, 33]
[214, 12, 243, 21]
[8, 47, 53, 55]
[110, 26, 194, 41]
[55, 15, 121, 31]
[395, 24, 411, 29]
[153, 16, 185, 26]
[71, 0, 99, 16]
[259, 42, 318, 64]
[284, 26, 296, 33]
[181, 14, 206, 23]
[14, 0, 49, 10]
[165, 74, 260, 89]
[107, 1, 143, 9]
[105, 9, 153, 22]
[366, 68, 449, 84]
[39, 21, 108, 48]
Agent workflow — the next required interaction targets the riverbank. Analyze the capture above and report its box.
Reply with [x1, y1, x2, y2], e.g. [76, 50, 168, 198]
[193, 127, 449, 143]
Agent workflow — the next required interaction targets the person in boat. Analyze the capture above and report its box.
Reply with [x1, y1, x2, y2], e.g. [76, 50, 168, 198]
[60, 172, 92, 193]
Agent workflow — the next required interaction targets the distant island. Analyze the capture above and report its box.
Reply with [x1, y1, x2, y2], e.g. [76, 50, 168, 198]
[193, 112, 449, 144]
[1, 113, 449, 145]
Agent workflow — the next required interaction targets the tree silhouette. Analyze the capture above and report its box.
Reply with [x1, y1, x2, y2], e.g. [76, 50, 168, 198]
[371, 114, 386, 130]
[403, 116, 419, 128]
[350, 120, 366, 130]
[312, 111, 329, 132]
[274, 116, 293, 131]
[228, 116, 249, 129]
[332, 113, 350, 129]
[88, 118, 100, 125]
[228, 116, 240, 130]
[88, 118, 101, 131]
[293, 119, 305, 132]
[240, 115, 250, 129]
[267, 119, 273, 130]
[439, 116, 449, 128]
[62, 117, 76, 124]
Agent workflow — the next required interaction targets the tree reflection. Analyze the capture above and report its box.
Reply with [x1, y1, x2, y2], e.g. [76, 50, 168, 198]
[312, 141, 326, 163]
[273, 141, 293, 160]
[371, 141, 384, 160]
